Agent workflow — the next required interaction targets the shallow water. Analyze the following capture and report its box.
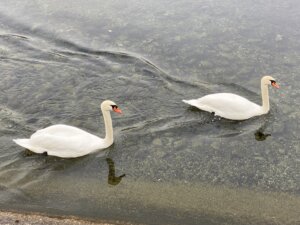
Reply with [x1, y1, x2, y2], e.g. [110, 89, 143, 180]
[0, 0, 299, 224]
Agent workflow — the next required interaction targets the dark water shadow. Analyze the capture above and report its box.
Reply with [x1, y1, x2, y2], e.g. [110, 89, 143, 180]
[22, 151, 87, 171]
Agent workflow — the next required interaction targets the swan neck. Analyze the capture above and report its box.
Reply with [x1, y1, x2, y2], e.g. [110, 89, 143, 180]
[102, 110, 113, 145]
[261, 81, 270, 113]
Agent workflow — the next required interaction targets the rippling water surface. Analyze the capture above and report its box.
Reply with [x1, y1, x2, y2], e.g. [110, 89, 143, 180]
[0, 0, 299, 224]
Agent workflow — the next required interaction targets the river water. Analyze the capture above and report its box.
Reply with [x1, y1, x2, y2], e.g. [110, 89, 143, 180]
[0, 0, 299, 224]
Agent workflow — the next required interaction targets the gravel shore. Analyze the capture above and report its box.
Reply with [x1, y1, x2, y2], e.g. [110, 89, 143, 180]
[0, 211, 133, 225]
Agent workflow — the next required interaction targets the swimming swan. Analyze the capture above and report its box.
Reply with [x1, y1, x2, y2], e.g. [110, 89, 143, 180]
[183, 76, 279, 120]
[13, 100, 122, 158]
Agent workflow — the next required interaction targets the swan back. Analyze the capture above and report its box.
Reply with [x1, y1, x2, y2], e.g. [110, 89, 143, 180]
[14, 125, 107, 158]
[183, 93, 263, 120]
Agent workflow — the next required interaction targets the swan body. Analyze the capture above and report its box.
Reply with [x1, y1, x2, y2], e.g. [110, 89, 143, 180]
[183, 76, 279, 120]
[13, 100, 122, 158]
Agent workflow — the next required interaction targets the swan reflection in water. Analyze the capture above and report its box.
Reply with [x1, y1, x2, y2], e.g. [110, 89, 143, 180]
[106, 158, 125, 186]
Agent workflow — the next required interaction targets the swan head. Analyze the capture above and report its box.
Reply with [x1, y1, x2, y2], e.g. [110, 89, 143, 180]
[101, 100, 122, 114]
[261, 75, 279, 88]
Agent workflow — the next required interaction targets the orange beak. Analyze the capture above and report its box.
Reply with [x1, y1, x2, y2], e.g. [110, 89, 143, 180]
[271, 82, 279, 89]
[113, 108, 122, 114]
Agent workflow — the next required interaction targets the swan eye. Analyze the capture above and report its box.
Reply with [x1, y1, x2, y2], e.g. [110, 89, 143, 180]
[111, 104, 122, 114]
[270, 80, 276, 84]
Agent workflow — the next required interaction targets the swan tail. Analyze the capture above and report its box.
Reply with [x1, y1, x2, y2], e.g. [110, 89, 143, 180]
[182, 99, 198, 107]
[182, 99, 192, 104]
[13, 139, 32, 149]
[183, 99, 214, 113]
[13, 138, 46, 154]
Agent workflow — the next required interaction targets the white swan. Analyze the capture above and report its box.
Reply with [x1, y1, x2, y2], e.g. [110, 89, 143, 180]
[183, 76, 279, 120]
[13, 100, 122, 158]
